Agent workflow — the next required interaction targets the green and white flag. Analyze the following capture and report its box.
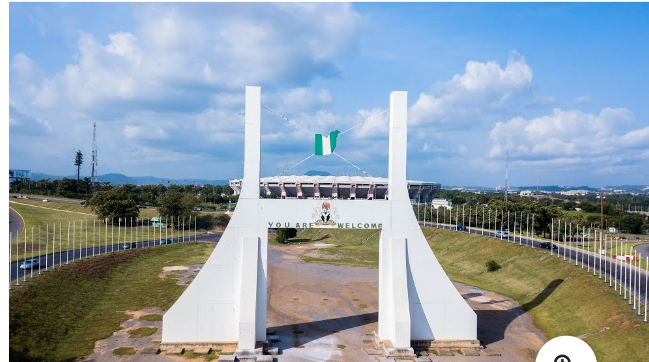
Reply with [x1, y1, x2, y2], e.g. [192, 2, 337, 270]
[315, 130, 340, 156]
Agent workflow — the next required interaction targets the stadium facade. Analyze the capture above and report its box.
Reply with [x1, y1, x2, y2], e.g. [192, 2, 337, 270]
[230, 175, 440, 201]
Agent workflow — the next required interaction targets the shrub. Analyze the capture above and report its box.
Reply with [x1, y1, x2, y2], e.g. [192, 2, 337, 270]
[276, 228, 298, 244]
[485, 259, 501, 272]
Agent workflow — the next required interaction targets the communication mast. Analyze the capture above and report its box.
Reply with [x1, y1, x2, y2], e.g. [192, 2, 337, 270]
[91, 122, 98, 183]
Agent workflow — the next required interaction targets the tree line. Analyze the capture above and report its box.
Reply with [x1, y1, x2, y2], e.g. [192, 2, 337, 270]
[414, 196, 648, 235]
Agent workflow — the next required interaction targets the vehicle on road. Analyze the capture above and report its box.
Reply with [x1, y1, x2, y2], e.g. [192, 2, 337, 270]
[540, 242, 558, 249]
[80, 201, 86, 205]
[495, 231, 509, 238]
[19, 259, 40, 269]
[42, 199, 50, 202]
[456, 225, 466, 231]
[138, 205, 147, 209]
[123, 242, 138, 250]
[195, 207, 203, 211]
[159, 239, 173, 245]
[10, 195, 17, 198]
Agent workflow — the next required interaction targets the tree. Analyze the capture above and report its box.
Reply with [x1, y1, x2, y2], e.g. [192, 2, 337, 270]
[157, 189, 198, 221]
[86, 187, 139, 221]
[276, 228, 297, 244]
[619, 214, 644, 234]
[74, 150, 83, 184]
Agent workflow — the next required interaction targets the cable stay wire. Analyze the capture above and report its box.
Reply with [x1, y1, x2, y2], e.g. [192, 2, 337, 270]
[263, 103, 386, 179]
[339, 108, 389, 135]
[262, 104, 314, 135]
[276, 153, 315, 177]
[332, 152, 374, 179]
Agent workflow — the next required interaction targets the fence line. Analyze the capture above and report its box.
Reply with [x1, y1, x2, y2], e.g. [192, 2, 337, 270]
[9, 215, 199, 288]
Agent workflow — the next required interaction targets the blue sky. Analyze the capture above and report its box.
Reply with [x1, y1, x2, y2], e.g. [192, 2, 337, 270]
[8, 2, 649, 187]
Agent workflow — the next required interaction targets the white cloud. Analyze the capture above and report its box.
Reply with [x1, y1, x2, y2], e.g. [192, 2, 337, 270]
[488, 107, 644, 170]
[574, 95, 591, 104]
[280, 87, 332, 113]
[618, 126, 649, 147]
[19, 3, 362, 116]
[353, 108, 389, 138]
[11, 53, 37, 78]
[409, 52, 533, 128]
[9, 3, 363, 178]
[123, 125, 168, 140]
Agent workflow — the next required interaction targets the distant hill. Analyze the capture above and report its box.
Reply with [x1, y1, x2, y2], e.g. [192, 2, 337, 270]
[304, 170, 332, 176]
[29, 172, 230, 186]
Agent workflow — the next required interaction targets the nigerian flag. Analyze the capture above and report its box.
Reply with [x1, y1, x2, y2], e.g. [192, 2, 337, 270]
[315, 130, 340, 156]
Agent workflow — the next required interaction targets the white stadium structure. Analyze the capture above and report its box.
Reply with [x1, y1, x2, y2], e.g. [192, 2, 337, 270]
[230, 175, 441, 201]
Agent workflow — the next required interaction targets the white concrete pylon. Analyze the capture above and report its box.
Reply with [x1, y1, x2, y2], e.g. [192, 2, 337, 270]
[161, 87, 477, 352]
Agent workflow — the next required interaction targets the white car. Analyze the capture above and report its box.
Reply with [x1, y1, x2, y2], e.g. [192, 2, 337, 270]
[42, 199, 50, 202]
[19, 258, 39, 269]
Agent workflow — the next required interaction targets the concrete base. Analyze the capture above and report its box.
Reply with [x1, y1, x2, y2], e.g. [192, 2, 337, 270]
[193, 347, 212, 354]
[411, 338, 481, 350]
[372, 330, 480, 358]
[373, 331, 416, 360]
[160, 342, 237, 352]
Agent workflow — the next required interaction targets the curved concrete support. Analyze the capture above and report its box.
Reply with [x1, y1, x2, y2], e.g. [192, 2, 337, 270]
[162, 87, 267, 350]
[377, 92, 476, 350]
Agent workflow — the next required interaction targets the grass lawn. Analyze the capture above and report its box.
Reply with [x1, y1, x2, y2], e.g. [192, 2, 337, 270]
[284, 227, 649, 362]
[112, 347, 136, 356]
[270, 228, 380, 267]
[128, 327, 158, 338]
[139, 314, 163, 322]
[9, 201, 206, 261]
[9, 242, 215, 362]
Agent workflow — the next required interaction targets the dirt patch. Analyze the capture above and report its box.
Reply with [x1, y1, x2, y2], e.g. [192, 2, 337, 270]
[302, 249, 343, 260]
[90, 308, 165, 360]
[158, 265, 202, 285]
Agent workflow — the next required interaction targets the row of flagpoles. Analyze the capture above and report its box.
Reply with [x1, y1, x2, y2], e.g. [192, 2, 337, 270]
[9, 215, 198, 288]
[427, 206, 648, 323]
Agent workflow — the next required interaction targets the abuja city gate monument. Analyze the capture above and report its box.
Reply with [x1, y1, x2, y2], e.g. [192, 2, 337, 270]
[161, 87, 478, 359]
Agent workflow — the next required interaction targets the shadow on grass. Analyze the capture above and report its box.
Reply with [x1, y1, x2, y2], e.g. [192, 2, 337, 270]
[476, 279, 563, 346]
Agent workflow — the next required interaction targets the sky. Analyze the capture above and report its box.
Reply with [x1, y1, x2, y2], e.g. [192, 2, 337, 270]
[7, 2, 649, 187]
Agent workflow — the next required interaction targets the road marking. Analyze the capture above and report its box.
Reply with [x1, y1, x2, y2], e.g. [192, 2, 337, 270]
[9, 201, 95, 216]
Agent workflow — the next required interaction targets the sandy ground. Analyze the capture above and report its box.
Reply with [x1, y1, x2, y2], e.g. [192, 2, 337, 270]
[86, 243, 546, 362]
[266, 244, 546, 362]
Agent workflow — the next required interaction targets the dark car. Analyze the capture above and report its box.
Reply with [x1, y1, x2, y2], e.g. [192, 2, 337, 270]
[138, 205, 147, 209]
[456, 225, 467, 231]
[159, 238, 173, 245]
[540, 242, 558, 249]
[123, 242, 138, 250]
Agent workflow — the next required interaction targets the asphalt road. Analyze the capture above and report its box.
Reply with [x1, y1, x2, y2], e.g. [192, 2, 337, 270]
[9, 232, 221, 284]
[9, 207, 24, 240]
[634, 243, 649, 258]
[10, 194, 84, 205]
